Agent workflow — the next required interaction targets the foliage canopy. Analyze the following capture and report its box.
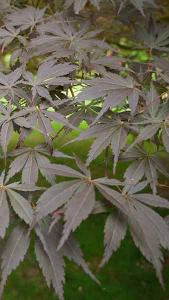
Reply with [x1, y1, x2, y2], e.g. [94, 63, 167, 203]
[0, 0, 169, 299]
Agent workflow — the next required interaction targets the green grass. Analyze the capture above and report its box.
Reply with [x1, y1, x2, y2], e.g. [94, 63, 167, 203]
[2, 123, 169, 300]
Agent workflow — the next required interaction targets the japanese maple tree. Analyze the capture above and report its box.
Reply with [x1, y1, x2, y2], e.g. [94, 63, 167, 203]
[0, 0, 169, 299]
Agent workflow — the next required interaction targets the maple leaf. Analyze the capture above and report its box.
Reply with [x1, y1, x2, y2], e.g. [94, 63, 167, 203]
[23, 60, 75, 103]
[23, 103, 75, 145]
[82, 50, 126, 74]
[126, 85, 169, 153]
[35, 221, 99, 300]
[0, 170, 41, 237]
[7, 145, 71, 184]
[136, 19, 169, 52]
[31, 20, 108, 61]
[35, 156, 169, 286]
[0, 68, 24, 100]
[68, 116, 130, 172]
[5, 6, 45, 31]
[36, 157, 122, 247]
[76, 72, 140, 117]
[120, 143, 169, 194]
[0, 103, 34, 156]
[0, 218, 98, 300]
[95, 181, 169, 285]
[0, 25, 26, 51]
